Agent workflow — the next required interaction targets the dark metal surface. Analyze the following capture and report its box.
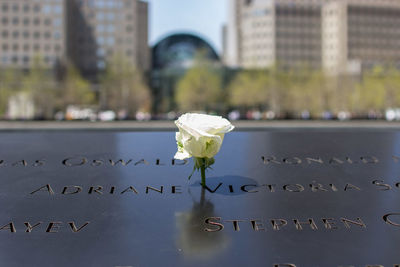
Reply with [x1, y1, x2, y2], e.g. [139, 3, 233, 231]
[0, 130, 400, 267]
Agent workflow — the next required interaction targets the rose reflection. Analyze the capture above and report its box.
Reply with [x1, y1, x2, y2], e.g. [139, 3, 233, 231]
[175, 187, 229, 260]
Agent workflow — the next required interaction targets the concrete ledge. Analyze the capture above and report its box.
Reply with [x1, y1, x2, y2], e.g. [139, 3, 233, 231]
[1, 120, 400, 131]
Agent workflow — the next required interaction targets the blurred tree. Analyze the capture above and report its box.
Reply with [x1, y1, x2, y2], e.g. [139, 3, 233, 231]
[353, 66, 386, 112]
[383, 65, 400, 108]
[22, 57, 57, 119]
[59, 63, 95, 109]
[175, 51, 222, 112]
[326, 74, 356, 113]
[0, 68, 17, 117]
[228, 69, 269, 110]
[269, 67, 292, 115]
[100, 55, 151, 117]
[283, 67, 326, 117]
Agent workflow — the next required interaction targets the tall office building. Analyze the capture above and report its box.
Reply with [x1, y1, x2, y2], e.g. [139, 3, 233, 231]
[0, 0, 66, 68]
[322, 0, 400, 75]
[225, 0, 323, 69]
[66, 0, 149, 78]
[226, 0, 400, 74]
[0, 0, 149, 76]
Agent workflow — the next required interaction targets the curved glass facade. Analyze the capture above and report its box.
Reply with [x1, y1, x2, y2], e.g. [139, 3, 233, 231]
[152, 33, 219, 70]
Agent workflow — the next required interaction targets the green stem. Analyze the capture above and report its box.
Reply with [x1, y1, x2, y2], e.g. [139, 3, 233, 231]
[200, 158, 206, 187]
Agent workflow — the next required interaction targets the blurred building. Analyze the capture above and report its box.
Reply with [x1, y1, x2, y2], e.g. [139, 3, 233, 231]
[225, 0, 323, 69]
[151, 33, 220, 113]
[225, 0, 400, 74]
[322, 0, 400, 75]
[0, 0, 66, 68]
[67, 0, 149, 78]
[0, 0, 149, 76]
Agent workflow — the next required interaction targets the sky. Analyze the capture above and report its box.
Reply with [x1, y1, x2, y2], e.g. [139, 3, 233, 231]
[147, 0, 228, 54]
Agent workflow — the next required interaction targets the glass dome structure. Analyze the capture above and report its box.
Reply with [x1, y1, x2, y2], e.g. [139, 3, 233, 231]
[152, 33, 219, 70]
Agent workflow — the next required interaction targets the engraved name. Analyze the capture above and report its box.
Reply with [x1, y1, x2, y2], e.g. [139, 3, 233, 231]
[204, 213, 400, 232]
[28, 180, 400, 195]
[261, 155, 380, 165]
[0, 221, 90, 233]
[0, 157, 188, 167]
[204, 217, 367, 232]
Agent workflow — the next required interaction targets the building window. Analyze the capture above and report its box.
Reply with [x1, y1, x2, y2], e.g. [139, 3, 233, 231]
[54, 44, 61, 52]
[12, 31, 19, 38]
[106, 37, 115, 45]
[23, 31, 30, 38]
[34, 32, 41, 39]
[53, 5, 62, 14]
[34, 17, 40, 25]
[115, 0, 123, 8]
[97, 24, 106, 32]
[12, 4, 19, 12]
[1, 56, 8, 63]
[54, 31, 61, 39]
[96, 48, 105, 57]
[11, 56, 18, 63]
[23, 18, 30, 25]
[2, 17, 8, 25]
[23, 44, 29, 51]
[44, 18, 51, 25]
[106, 13, 115, 21]
[44, 32, 51, 39]
[2, 44, 8, 51]
[23, 4, 30, 12]
[2, 30, 8, 38]
[96, 12, 105, 21]
[33, 44, 40, 51]
[97, 36, 105, 46]
[43, 5, 51, 14]
[12, 17, 19, 25]
[33, 5, 40, 13]
[106, 25, 114, 33]
[97, 60, 105, 69]
[126, 25, 133, 32]
[53, 18, 62, 27]
[23, 56, 30, 64]
[106, 0, 116, 8]
[12, 44, 19, 51]
[2, 3, 8, 12]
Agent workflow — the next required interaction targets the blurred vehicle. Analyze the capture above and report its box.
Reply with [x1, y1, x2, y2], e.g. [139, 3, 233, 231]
[65, 106, 97, 121]
[367, 110, 383, 120]
[98, 110, 116, 121]
[167, 111, 177, 120]
[263, 110, 276, 120]
[385, 109, 400, 121]
[54, 111, 65, 121]
[117, 110, 128, 120]
[300, 110, 310, 120]
[252, 110, 261, 120]
[337, 111, 351, 121]
[321, 111, 333, 120]
[228, 110, 240, 121]
[136, 111, 151, 121]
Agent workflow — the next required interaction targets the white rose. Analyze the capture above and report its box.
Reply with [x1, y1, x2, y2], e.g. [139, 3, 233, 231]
[174, 113, 234, 160]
